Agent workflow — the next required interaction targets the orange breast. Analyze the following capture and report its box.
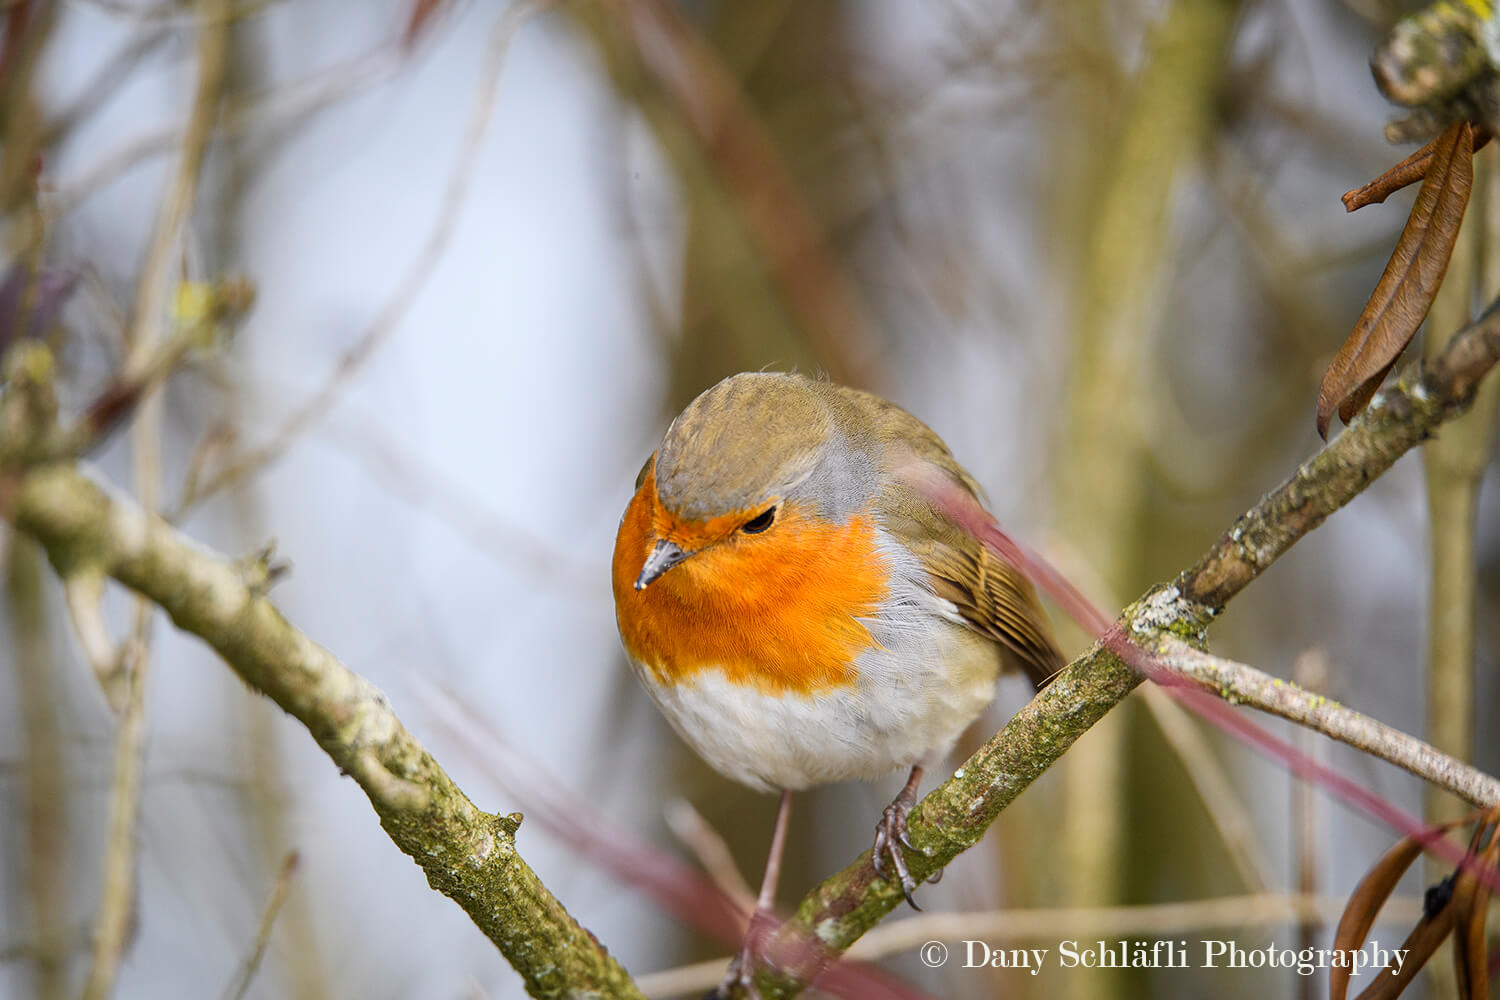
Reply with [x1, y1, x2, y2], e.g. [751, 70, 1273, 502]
[612, 466, 888, 695]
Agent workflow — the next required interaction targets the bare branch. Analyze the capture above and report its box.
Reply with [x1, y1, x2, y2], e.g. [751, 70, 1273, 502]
[219, 851, 299, 1000]
[54, 42, 405, 215]
[5, 540, 68, 1000]
[79, 632, 153, 1000]
[579, 0, 884, 388]
[664, 798, 757, 915]
[82, 5, 231, 997]
[61, 570, 124, 706]
[1154, 639, 1500, 808]
[43, 25, 171, 147]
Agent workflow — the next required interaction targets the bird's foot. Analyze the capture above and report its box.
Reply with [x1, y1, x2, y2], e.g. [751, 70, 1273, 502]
[873, 797, 922, 909]
[873, 769, 942, 909]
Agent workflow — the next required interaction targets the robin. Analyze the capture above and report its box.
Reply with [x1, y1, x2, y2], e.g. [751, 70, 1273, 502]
[611, 371, 1062, 989]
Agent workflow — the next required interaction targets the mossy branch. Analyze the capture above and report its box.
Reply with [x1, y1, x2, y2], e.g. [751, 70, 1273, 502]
[5, 463, 643, 1000]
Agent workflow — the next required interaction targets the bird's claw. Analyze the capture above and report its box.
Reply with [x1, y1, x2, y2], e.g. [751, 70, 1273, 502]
[874, 798, 938, 910]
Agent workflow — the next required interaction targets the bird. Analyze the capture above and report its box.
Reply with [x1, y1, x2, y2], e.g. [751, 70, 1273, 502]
[610, 371, 1063, 993]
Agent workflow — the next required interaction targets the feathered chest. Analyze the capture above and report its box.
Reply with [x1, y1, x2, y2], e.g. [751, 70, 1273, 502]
[611, 483, 892, 695]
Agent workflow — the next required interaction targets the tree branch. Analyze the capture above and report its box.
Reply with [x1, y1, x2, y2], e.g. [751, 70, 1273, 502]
[7, 463, 644, 1000]
[1152, 637, 1500, 807]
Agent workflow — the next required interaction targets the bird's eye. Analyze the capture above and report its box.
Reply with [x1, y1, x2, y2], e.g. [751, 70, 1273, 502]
[740, 506, 776, 534]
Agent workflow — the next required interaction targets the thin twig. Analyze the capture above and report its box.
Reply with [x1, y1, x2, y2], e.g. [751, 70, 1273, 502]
[308, 412, 598, 592]
[53, 41, 404, 215]
[6, 540, 68, 1000]
[61, 571, 124, 707]
[587, 0, 884, 388]
[183, 0, 555, 509]
[0, 300, 247, 469]
[1292, 649, 1327, 1000]
[80, 4, 230, 997]
[219, 851, 299, 1000]
[1154, 638, 1500, 808]
[119, 19, 226, 374]
[78, 634, 152, 1000]
[664, 798, 757, 915]
[43, 24, 171, 147]
[69, 286, 250, 455]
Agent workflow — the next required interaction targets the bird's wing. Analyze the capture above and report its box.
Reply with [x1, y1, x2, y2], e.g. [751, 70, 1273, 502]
[902, 515, 1065, 690]
[832, 386, 1065, 690]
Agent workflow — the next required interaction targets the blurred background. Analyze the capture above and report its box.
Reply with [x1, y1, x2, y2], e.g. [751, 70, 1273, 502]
[0, 1, 1496, 998]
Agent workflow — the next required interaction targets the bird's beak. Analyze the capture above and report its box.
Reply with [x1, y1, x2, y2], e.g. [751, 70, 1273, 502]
[635, 539, 688, 590]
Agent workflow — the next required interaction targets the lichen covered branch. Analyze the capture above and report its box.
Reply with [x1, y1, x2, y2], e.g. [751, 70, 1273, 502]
[8, 463, 643, 1000]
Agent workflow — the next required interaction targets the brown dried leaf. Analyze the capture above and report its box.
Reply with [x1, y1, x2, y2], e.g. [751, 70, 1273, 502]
[1354, 905, 1455, 1000]
[1331, 835, 1428, 1000]
[1339, 356, 1402, 427]
[1330, 811, 1484, 1000]
[1451, 871, 1484, 998]
[1318, 121, 1475, 439]
[1451, 816, 1498, 999]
